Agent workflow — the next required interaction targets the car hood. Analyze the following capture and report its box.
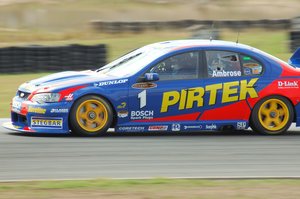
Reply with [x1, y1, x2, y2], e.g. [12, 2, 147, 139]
[18, 70, 128, 93]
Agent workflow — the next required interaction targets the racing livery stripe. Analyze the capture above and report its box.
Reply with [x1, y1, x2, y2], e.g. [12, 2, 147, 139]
[247, 79, 300, 107]
[58, 85, 87, 101]
[133, 112, 200, 122]
[199, 100, 251, 120]
[280, 63, 300, 77]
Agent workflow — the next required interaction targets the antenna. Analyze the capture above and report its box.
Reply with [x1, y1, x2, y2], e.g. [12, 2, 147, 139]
[210, 22, 214, 42]
[236, 30, 240, 44]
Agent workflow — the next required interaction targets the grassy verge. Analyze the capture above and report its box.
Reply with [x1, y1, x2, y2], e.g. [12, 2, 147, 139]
[221, 29, 290, 61]
[0, 73, 49, 117]
[0, 178, 300, 199]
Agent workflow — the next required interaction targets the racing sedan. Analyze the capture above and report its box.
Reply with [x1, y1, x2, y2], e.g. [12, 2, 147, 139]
[3, 39, 300, 136]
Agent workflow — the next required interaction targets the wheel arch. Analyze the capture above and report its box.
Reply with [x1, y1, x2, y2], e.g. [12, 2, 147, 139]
[69, 93, 118, 128]
[250, 94, 296, 122]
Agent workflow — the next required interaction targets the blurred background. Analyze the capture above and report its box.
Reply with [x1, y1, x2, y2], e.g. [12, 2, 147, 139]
[0, 0, 300, 117]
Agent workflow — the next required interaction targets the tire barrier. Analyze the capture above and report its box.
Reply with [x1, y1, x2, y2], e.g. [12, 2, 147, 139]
[289, 31, 300, 52]
[290, 17, 300, 52]
[91, 19, 291, 33]
[0, 44, 107, 73]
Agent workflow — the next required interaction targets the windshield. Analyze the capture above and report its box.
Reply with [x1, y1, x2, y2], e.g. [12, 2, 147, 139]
[97, 45, 166, 77]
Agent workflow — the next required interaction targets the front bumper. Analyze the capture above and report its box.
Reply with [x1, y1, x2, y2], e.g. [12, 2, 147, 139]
[9, 97, 72, 134]
[2, 121, 35, 133]
[2, 121, 70, 134]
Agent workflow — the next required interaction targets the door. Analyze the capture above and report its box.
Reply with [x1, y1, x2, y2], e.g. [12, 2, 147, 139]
[198, 50, 264, 122]
[128, 51, 206, 123]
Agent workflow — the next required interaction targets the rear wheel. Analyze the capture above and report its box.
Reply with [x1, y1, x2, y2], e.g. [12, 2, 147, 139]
[250, 96, 294, 135]
[70, 95, 113, 136]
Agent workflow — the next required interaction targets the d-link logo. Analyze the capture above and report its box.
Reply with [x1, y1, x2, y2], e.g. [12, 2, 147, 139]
[278, 80, 299, 88]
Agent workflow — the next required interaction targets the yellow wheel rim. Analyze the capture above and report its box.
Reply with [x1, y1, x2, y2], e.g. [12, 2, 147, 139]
[76, 99, 108, 133]
[258, 99, 289, 131]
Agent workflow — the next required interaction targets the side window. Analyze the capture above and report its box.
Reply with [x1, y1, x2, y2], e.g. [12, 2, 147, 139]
[240, 54, 263, 76]
[149, 52, 199, 81]
[206, 51, 242, 78]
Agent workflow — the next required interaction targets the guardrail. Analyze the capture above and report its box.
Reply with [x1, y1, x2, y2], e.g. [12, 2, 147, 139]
[0, 44, 107, 73]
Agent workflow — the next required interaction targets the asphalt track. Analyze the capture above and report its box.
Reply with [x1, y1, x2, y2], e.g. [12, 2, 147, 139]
[1, 118, 300, 181]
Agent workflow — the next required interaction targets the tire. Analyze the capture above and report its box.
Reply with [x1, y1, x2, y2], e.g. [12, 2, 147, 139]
[69, 95, 113, 136]
[250, 96, 294, 135]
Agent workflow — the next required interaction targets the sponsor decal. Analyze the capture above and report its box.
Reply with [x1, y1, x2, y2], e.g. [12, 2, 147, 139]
[118, 110, 128, 118]
[172, 123, 181, 131]
[237, 122, 247, 130]
[50, 108, 69, 113]
[243, 63, 260, 67]
[243, 64, 262, 75]
[28, 106, 46, 114]
[132, 82, 157, 89]
[31, 117, 63, 129]
[252, 68, 261, 75]
[278, 80, 299, 89]
[161, 78, 258, 113]
[145, 73, 155, 81]
[12, 100, 22, 112]
[13, 125, 22, 129]
[94, 79, 128, 87]
[117, 102, 127, 109]
[131, 110, 154, 120]
[148, 125, 168, 131]
[212, 70, 241, 77]
[118, 126, 145, 132]
[244, 67, 252, 75]
[205, 124, 217, 130]
[184, 125, 202, 130]
[64, 94, 74, 101]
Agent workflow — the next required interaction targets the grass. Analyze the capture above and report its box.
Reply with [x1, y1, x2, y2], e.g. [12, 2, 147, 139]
[0, 178, 300, 199]
[222, 29, 291, 61]
[0, 29, 291, 118]
[0, 73, 49, 117]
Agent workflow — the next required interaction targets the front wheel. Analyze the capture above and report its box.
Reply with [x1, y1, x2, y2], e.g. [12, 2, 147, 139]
[69, 95, 113, 136]
[250, 96, 294, 135]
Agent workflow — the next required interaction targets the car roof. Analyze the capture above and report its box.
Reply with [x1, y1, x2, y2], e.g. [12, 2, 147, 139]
[148, 39, 255, 52]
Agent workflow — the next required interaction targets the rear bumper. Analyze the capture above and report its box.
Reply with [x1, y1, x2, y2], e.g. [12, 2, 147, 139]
[294, 103, 300, 127]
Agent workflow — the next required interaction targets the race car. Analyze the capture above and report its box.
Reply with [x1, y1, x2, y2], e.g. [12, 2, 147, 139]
[3, 39, 300, 136]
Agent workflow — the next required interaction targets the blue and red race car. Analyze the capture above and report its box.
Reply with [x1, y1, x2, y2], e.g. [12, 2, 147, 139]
[3, 40, 300, 135]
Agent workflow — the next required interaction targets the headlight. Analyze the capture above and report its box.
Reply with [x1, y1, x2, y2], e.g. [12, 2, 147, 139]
[31, 93, 61, 104]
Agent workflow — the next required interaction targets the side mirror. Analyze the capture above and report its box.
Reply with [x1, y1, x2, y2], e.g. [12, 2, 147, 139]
[144, 73, 159, 82]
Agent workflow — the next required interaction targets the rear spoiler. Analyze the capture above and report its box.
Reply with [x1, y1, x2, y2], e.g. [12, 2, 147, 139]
[289, 48, 300, 68]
